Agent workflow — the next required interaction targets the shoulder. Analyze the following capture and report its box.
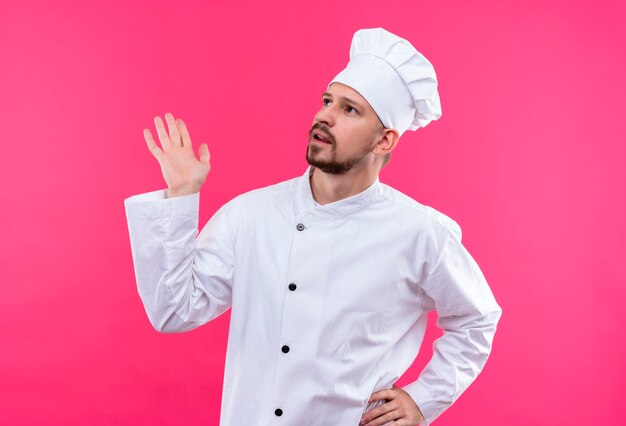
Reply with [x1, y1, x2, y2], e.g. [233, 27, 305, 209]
[201, 175, 300, 237]
[378, 183, 463, 241]
[212, 174, 300, 220]
[230, 174, 299, 206]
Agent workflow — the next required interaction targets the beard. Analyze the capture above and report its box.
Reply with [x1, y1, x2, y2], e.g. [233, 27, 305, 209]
[306, 123, 375, 175]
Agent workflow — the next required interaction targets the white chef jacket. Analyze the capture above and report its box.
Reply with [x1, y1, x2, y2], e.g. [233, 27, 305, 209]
[124, 167, 502, 426]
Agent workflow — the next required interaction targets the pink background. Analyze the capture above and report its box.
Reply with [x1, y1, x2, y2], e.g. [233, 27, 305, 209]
[1, 0, 625, 424]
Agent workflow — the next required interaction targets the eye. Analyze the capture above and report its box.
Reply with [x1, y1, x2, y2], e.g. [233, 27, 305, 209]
[346, 106, 358, 114]
[322, 98, 331, 106]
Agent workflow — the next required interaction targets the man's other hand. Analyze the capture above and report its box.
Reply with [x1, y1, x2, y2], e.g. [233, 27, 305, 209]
[144, 112, 211, 198]
[360, 384, 425, 426]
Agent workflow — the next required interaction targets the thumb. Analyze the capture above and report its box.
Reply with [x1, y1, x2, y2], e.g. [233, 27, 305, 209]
[198, 143, 211, 165]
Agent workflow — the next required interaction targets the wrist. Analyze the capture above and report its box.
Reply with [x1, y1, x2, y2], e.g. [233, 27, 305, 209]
[166, 185, 201, 198]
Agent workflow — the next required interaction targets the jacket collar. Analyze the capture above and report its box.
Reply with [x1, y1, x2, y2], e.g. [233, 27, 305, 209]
[295, 166, 384, 219]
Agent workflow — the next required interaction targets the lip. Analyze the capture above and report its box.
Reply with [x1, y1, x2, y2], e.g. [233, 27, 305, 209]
[311, 129, 332, 144]
[312, 137, 331, 145]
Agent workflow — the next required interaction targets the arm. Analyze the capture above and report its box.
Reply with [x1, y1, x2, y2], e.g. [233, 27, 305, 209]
[402, 225, 503, 425]
[124, 112, 232, 332]
[124, 188, 235, 333]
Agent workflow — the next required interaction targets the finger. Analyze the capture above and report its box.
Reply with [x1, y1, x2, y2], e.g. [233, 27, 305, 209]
[361, 401, 399, 425]
[176, 118, 193, 148]
[363, 408, 401, 426]
[198, 143, 211, 166]
[165, 112, 182, 147]
[369, 389, 394, 403]
[154, 115, 172, 151]
[143, 129, 162, 160]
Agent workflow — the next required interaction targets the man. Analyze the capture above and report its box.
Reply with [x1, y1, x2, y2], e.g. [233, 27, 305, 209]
[125, 28, 502, 426]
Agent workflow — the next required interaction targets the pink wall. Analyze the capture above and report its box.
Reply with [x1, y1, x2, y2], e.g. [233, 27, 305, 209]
[2, 0, 625, 424]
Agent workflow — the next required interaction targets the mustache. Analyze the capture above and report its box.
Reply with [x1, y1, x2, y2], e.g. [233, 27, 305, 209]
[309, 123, 336, 145]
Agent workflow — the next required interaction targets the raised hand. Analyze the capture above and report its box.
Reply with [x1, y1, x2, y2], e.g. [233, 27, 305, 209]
[143, 112, 211, 198]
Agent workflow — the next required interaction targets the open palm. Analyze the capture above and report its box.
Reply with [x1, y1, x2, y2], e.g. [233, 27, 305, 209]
[143, 112, 211, 198]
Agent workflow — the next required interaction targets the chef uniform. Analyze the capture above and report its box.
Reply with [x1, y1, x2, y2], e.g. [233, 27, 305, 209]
[124, 28, 502, 426]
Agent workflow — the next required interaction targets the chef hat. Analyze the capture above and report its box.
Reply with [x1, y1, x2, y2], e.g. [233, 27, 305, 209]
[329, 27, 442, 136]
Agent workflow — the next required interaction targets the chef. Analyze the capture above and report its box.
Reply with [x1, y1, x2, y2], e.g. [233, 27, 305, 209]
[125, 27, 502, 426]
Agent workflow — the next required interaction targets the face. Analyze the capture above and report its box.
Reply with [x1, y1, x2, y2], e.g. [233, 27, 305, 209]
[306, 82, 384, 175]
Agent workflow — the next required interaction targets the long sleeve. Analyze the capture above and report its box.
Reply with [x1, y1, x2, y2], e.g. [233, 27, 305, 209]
[402, 225, 503, 425]
[124, 189, 235, 333]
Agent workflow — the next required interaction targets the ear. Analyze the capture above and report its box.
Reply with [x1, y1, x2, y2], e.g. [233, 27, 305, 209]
[373, 128, 400, 156]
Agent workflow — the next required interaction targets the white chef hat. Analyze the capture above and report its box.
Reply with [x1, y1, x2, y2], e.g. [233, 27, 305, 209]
[329, 27, 442, 136]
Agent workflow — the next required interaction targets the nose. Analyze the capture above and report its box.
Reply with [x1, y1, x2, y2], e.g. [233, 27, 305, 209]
[314, 103, 336, 127]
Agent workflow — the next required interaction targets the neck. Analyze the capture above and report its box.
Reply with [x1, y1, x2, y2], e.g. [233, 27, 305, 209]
[309, 166, 378, 205]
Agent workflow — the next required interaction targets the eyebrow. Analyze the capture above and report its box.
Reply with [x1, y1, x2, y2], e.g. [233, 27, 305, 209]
[322, 92, 365, 110]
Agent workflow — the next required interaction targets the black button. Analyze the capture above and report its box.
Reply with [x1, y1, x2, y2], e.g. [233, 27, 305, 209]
[275, 408, 283, 416]
[296, 223, 305, 231]
[288, 283, 297, 291]
[281, 345, 290, 353]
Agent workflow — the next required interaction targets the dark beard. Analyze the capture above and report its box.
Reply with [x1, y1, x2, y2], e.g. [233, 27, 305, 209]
[306, 123, 373, 175]
[306, 143, 370, 174]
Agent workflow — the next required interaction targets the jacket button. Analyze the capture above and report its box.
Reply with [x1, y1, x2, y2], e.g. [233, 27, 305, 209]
[288, 283, 297, 291]
[275, 408, 283, 416]
[296, 223, 305, 231]
[281, 345, 290, 353]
